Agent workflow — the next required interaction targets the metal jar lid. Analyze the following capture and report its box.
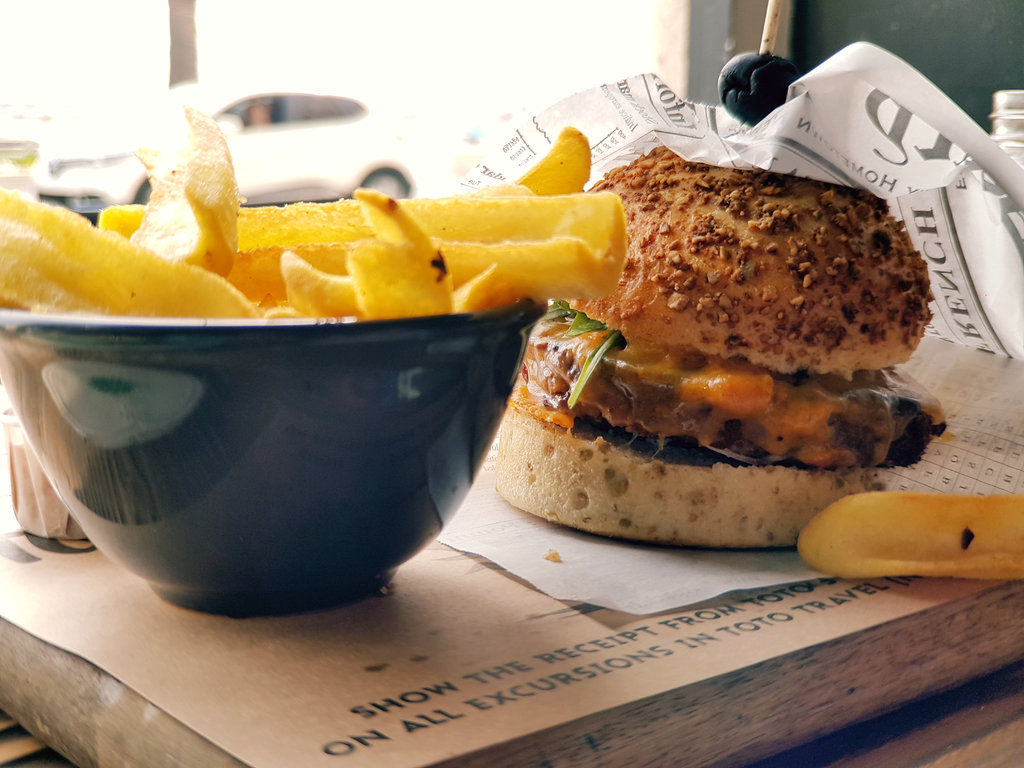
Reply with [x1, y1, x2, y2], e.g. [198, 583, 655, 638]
[992, 90, 1024, 115]
[990, 90, 1024, 143]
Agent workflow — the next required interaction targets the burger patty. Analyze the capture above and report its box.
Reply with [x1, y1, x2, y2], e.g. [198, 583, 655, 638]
[519, 314, 945, 470]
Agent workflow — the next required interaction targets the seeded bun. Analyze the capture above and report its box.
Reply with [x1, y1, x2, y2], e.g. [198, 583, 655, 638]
[495, 404, 882, 548]
[572, 147, 932, 378]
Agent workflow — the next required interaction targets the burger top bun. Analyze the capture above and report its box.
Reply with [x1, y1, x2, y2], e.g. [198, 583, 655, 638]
[573, 146, 933, 378]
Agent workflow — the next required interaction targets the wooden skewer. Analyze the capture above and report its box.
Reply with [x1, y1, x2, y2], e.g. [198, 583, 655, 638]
[759, 0, 784, 55]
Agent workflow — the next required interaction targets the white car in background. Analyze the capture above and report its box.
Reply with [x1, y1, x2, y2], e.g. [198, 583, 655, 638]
[33, 86, 424, 219]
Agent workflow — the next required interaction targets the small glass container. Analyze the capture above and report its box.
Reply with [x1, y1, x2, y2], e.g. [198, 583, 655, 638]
[2, 408, 86, 540]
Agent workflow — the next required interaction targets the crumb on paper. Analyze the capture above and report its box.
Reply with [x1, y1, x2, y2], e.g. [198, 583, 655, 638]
[544, 548, 562, 563]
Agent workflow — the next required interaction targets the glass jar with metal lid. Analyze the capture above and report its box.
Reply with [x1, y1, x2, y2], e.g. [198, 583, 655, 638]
[990, 90, 1024, 162]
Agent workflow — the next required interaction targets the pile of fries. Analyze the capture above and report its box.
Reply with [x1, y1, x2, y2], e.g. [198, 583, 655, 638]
[0, 110, 625, 321]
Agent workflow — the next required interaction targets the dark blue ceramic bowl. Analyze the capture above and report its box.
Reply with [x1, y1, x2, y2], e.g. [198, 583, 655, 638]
[0, 301, 543, 615]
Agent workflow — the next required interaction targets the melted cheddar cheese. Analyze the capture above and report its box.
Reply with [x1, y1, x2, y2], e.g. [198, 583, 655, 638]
[518, 316, 944, 469]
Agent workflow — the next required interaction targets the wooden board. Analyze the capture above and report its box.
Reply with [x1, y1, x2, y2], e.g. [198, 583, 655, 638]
[0, 537, 1021, 768]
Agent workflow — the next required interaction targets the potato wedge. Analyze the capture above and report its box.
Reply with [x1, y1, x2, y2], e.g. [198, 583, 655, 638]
[130, 106, 239, 276]
[516, 126, 592, 195]
[797, 491, 1024, 580]
[0, 190, 256, 318]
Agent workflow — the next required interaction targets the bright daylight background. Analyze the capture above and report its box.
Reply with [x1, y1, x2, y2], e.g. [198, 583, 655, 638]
[0, 0, 663, 193]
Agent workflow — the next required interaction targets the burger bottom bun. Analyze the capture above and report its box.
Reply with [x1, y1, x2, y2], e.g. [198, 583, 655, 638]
[495, 406, 884, 549]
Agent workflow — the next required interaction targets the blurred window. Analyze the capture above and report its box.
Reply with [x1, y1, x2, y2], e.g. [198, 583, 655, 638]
[245, 99, 274, 126]
[220, 97, 275, 127]
[219, 94, 366, 128]
[281, 95, 366, 123]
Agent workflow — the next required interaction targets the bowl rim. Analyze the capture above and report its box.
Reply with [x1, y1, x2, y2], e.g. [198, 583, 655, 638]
[0, 300, 545, 335]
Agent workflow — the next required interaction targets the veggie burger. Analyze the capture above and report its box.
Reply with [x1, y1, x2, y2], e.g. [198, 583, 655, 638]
[495, 146, 945, 548]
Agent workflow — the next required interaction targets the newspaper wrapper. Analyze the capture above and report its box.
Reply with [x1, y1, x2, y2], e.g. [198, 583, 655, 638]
[461, 42, 1024, 359]
[2, 407, 85, 540]
[441, 42, 1024, 614]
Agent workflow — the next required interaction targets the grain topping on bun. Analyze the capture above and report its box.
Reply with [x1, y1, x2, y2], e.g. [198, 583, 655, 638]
[573, 147, 932, 378]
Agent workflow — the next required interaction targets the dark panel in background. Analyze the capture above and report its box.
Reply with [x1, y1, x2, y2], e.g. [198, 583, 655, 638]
[790, 0, 1024, 130]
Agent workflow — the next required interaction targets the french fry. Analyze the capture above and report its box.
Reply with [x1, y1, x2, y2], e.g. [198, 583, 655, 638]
[279, 250, 359, 318]
[130, 106, 240, 276]
[516, 126, 592, 195]
[452, 264, 514, 313]
[226, 246, 291, 306]
[238, 201, 373, 251]
[98, 202, 365, 252]
[357, 189, 434, 250]
[98, 202, 371, 252]
[100, 184, 541, 243]
[0, 189, 257, 318]
[406, 192, 627, 258]
[348, 190, 452, 319]
[797, 491, 1024, 580]
[0, 221, 97, 314]
[234, 190, 625, 256]
[343, 240, 429, 319]
[229, 242, 351, 305]
[470, 183, 537, 198]
[96, 204, 145, 238]
[262, 304, 303, 319]
[444, 236, 621, 299]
